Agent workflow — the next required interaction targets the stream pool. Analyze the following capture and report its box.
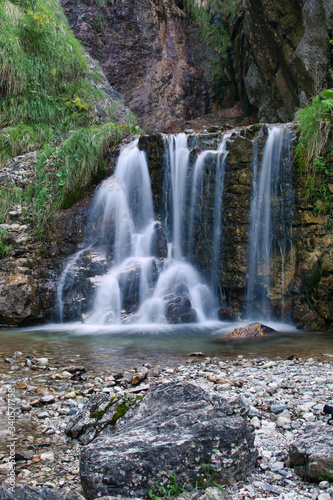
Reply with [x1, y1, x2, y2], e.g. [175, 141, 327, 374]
[1, 321, 333, 371]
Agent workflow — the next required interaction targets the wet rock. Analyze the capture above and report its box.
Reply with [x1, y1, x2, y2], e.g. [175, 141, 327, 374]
[60, 249, 109, 322]
[0, 275, 39, 326]
[80, 381, 257, 499]
[227, 323, 266, 338]
[165, 292, 197, 324]
[117, 259, 158, 315]
[288, 422, 333, 481]
[217, 307, 238, 321]
[150, 223, 168, 259]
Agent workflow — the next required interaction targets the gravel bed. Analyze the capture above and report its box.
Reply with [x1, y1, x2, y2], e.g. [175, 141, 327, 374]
[1, 348, 333, 499]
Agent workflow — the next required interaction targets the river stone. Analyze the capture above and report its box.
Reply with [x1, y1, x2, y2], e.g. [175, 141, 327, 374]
[288, 422, 333, 481]
[227, 323, 266, 338]
[0, 484, 85, 499]
[80, 381, 257, 499]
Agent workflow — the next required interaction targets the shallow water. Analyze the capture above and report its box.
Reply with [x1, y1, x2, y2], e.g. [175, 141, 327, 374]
[1, 321, 333, 371]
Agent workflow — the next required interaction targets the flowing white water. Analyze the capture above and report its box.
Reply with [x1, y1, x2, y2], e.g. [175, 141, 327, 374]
[163, 134, 190, 260]
[57, 137, 214, 325]
[247, 126, 294, 319]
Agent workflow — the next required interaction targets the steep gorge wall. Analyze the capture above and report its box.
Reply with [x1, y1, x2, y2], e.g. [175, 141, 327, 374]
[60, 0, 216, 133]
[238, 0, 333, 122]
[60, 0, 332, 130]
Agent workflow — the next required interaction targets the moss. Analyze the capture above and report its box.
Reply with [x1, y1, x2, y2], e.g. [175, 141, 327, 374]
[90, 397, 116, 419]
[90, 395, 142, 424]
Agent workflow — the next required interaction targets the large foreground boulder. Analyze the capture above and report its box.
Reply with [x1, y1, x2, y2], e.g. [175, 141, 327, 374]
[288, 422, 333, 482]
[80, 382, 257, 499]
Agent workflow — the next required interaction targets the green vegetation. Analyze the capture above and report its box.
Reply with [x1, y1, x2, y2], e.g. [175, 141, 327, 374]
[295, 88, 333, 231]
[0, 0, 141, 235]
[147, 463, 226, 499]
[184, 0, 241, 105]
[0, 228, 12, 258]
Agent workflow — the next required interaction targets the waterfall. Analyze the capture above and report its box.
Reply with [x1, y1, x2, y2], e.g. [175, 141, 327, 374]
[56, 126, 295, 326]
[246, 126, 294, 319]
[57, 136, 215, 325]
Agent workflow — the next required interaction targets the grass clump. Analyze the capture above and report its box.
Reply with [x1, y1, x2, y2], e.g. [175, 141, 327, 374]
[147, 463, 226, 499]
[0, 228, 12, 258]
[295, 89, 333, 231]
[27, 123, 123, 231]
[0, 0, 141, 233]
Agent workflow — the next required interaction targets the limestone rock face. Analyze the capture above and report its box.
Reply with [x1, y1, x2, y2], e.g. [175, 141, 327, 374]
[235, 0, 332, 122]
[80, 382, 257, 499]
[61, 0, 214, 133]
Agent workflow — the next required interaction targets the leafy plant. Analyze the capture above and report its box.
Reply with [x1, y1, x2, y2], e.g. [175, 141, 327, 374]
[147, 463, 226, 499]
[147, 474, 187, 500]
[294, 88, 333, 232]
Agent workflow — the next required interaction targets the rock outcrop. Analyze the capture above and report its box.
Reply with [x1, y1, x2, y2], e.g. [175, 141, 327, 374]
[237, 0, 333, 123]
[61, 0, 216, 133]
[79, 381, 257, 499]
[60, 0, 332, 130]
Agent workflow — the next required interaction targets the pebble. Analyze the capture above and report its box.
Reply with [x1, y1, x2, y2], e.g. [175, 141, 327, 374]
[40, 452, 55, 461]
[35, 358, 49, 366]
[318, 494, 331, 500]
[40, 395, 56, 404]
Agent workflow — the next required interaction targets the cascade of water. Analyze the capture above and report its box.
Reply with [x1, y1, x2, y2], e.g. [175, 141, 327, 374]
[211, 135, 230, 286]
[163, 134, 190, 260]
[247, 126, 294, 319]
[186, 135, 229, 286]
[57, 136, 215, 325]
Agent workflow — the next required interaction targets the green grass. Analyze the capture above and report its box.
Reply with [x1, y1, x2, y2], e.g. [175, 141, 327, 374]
[0, 228, 12, 258]
[0, 0, 141, 235]
[147, 463, 226, 499]
[294, 89, 333, 231]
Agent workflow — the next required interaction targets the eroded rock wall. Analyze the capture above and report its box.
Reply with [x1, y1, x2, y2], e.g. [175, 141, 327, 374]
[238, 0, 333, 123]
[60, 0, 332, 131]
[61, 0, 215, 133]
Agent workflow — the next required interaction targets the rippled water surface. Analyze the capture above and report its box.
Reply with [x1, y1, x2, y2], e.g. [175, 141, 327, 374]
[1, 322, 332, 370]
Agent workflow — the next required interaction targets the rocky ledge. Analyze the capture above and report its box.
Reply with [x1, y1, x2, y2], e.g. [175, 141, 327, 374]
[1, 347, 333, 499]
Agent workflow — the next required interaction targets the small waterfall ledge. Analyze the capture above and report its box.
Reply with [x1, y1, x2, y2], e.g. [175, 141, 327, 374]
[54, 124, 332, 330]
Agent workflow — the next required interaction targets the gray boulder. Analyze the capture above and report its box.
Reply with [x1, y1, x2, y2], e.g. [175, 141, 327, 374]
[288, 422, 333, 481]
[80, 381, 257, 499]
[0, 484, 84, 499]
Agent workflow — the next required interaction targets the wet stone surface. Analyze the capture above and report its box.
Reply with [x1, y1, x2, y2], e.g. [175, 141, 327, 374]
[0, 347, 333, 499]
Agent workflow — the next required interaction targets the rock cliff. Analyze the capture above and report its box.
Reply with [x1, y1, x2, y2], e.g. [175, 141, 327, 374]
[60, 0, 332, 130]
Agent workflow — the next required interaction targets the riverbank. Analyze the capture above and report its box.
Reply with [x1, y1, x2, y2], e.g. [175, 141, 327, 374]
[0, 340, 333, 499]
